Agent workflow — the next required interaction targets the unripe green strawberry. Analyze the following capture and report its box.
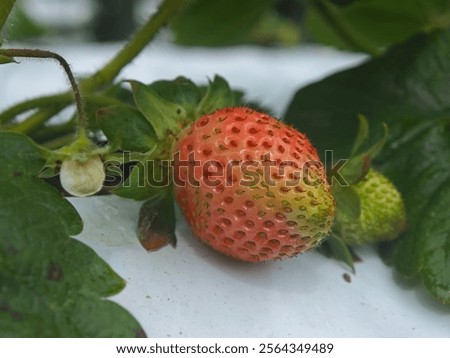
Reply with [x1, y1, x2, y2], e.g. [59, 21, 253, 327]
[60, 155, 105, 197]
[336, 168, 406, 245]
[172, 107, 335, 262]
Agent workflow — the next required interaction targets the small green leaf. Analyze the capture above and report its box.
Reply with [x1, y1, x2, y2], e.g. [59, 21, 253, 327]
[350, 115, 369, 157]
[129, 80, 186, 140]
[332, 184, 361, 222]
[149, 76, 202, 119]
[97, 105, 158, 152]
[0, 131, 144, 336]
[113, 158, 169, 201]
[138, 194, 177, 252]
[197, 75, 235, 116]
[341, 122, 388, 184]
[1, 6, 48, 41]
[319, 235, 355, 272]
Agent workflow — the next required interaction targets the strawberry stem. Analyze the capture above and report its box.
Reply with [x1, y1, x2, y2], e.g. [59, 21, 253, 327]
[0, 48, 88, 133]
[81, 0, 187, 92]
[0, 0, 187, 135]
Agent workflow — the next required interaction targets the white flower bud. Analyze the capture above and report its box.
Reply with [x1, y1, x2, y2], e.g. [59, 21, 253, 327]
[60, 155, 105, 197]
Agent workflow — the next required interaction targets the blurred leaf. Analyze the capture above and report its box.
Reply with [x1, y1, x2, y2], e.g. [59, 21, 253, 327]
[3, 5, 48, 41]
[307, 0, 450, 54]
[97, 105, 158, 152]
[103, 83, 135, 105]
[0, 131, 144, 336]
[350, 114, 369, 156]
[0, 0, 15, 35]
[247, 9, 301, 46]
[172, 0, 277, 46]
[138, 194, 177, 252]
[129, 80, 186, 140]
[330, 0, 357, 6]
[285, 30, 450, 304]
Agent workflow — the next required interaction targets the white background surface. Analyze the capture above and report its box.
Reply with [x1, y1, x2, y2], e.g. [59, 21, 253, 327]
[1, 41, 449, 337]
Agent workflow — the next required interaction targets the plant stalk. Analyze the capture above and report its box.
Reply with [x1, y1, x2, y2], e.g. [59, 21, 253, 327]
[0, 93, 71, 124]
[81, 0, 186, 91]
[0, 48, 88, 131]
[0, 0, 186, 136]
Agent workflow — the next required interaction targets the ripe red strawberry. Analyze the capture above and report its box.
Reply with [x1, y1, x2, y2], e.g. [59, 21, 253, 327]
[172, 107, 335, 262]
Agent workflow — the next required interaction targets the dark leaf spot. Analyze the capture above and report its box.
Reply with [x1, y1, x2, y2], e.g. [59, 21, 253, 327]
[47, 262, 64, 282]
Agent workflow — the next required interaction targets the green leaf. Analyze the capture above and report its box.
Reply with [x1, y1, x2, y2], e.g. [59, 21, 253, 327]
[0, 131, 144, 336]
[97, 105, 158, 152]
[318, 235, 355, 272]
[171, 0, 277, 46]
[419, 178, 450, 304]
[332, 185, 360, 222]
[149, 76, 202, 119]
[340, 121, 388, 184]
[138, 194, 177, 252]
[0, 0, 15, 35]
[306, 0, 450, 54]
[102, 82, 135, 105]
[285, 30, 450, 304]
[350, 115, 370, 157]
[197, 75, 236, 116]
[129, 80, 186, 140]
[381, 121, 450, 284]
[0, 131, 45, 175]
[113, 158, 169, 201]
[285, 31, 450, 161]
[2, 5, 48, 41]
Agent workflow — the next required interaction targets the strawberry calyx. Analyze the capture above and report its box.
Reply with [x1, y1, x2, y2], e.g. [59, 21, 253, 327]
[98, 75, 242, 200]
[95, 76, 244, 249]
[127, 75, 238, 151]
[48, 132, 108, 197]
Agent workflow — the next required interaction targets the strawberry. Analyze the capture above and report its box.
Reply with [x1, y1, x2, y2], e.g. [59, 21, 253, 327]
[336, 168, 406, 245]
[172, 107, 335, 262]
